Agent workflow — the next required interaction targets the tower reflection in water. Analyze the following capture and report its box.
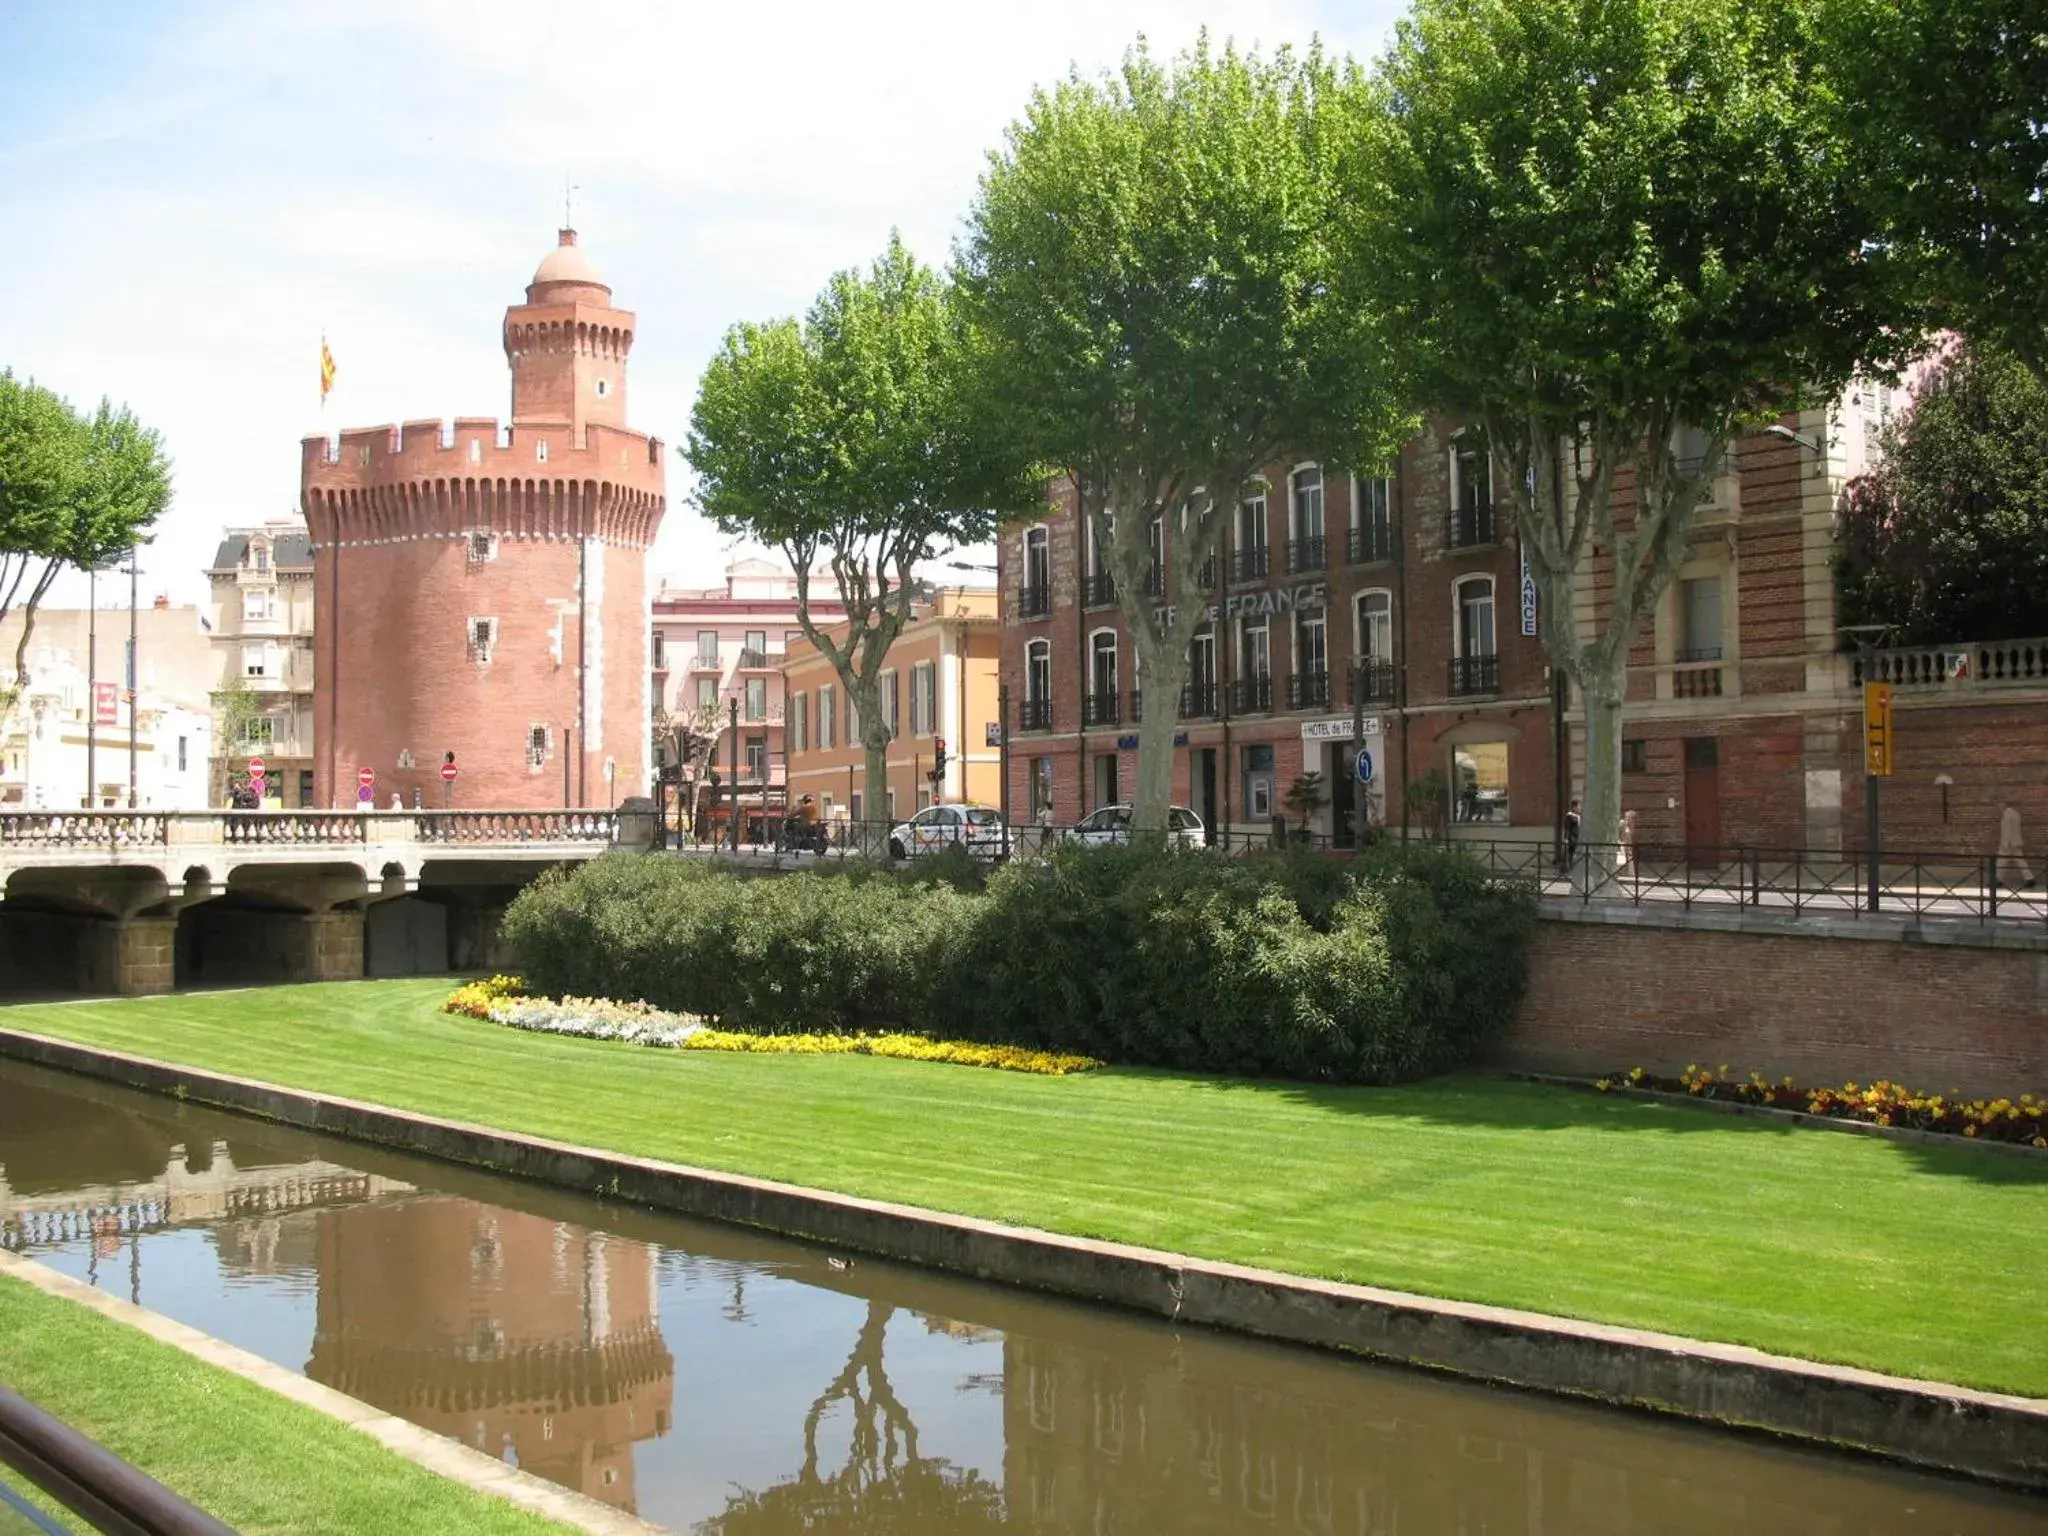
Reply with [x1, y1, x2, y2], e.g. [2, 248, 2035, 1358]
[303, 1198, 674, 1513]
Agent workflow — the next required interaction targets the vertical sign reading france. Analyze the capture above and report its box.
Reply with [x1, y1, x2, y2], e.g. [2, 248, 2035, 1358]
[1519, 543, 1538, 637]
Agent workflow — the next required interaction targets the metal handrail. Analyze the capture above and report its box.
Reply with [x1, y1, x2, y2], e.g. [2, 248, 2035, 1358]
[0, 1383, 236, 1535]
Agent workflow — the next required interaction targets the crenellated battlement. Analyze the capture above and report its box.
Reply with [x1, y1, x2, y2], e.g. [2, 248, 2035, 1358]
[300, 417, 665, 551]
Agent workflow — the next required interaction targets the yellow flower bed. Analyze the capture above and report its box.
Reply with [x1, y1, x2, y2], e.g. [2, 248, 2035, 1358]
[1595, 1064, 2046, 1148]
[679, 1028, 1100, 1076]
[440, 978, 1098, 1076]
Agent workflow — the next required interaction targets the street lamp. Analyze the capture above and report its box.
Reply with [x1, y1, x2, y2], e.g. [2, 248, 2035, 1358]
[1761, 423, 1823, 456]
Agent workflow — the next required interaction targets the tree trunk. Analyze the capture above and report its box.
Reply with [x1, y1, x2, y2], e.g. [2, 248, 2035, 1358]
[851, 677, 891, 856]
[11, 557, 59, 685]
[1578, 682, 1625, 894]
[1130, 625, 1188, 834]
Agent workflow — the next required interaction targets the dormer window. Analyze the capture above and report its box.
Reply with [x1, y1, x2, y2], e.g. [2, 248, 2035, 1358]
[252, 542, 270, 573]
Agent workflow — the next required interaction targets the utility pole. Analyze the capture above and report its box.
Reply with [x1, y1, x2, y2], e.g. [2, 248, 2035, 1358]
[127, 548, 139, 807]
[728, 695, 741, 852]
[85, 564, 98, 809]
[997, 680, 1011, 862]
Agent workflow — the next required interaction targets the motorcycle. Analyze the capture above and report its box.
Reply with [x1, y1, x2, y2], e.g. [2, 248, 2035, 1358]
[776, 818, 829, 856]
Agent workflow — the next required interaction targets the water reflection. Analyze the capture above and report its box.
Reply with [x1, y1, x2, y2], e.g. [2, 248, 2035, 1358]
[2, 1061, 2044, 1536]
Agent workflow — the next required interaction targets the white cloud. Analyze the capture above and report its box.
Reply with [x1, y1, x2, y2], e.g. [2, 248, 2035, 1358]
[0, 0, 1401, 609]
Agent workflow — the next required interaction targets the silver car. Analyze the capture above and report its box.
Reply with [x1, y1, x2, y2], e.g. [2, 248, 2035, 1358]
[888, 803, 1006, 861]
[1066, 803, 1205, 850]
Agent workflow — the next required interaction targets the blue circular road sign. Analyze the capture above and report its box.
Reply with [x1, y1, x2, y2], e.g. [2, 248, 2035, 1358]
[1355, 750, 1375, 784]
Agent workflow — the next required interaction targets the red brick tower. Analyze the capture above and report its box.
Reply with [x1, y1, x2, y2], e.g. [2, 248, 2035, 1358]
[302, 230, 665, 809]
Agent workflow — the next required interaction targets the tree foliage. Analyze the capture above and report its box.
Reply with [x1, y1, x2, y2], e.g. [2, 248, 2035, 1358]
[1838, 341, 2048, 645]
[0, 373, 173, 685]
[1346, 0, 1914, 852]
[958, 36, 1411, 830]
[1824, 0, 2048, 379]
[687, 236, 1040, 821]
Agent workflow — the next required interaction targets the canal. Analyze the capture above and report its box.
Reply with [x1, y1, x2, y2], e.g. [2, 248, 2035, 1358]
[0, 1059, 2040, 1534]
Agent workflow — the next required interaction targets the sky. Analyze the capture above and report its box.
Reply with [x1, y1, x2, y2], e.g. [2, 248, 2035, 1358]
[0, 0, 1403, 610]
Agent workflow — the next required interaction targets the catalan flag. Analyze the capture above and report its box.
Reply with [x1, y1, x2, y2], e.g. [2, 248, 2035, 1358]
[320, 337, 337, 401]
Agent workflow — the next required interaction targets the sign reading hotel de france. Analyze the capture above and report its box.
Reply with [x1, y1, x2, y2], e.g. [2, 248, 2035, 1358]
[1151, 581, 1329, 632]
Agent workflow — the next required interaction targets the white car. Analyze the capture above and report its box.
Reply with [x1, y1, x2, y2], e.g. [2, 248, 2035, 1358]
[1066, 803, 1206, 850]
[888, 803, 1007, 861]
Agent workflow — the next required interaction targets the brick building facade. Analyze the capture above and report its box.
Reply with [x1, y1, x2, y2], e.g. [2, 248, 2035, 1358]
[1000, 393, 2048, 859]
[301, 230, 665, 809]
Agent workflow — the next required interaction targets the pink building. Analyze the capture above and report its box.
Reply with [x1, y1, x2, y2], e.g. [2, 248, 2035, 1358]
[651, 559, 845, 838]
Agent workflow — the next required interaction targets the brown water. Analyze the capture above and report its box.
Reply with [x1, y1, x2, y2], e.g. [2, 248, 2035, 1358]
[0, 1060, 2040, 1535]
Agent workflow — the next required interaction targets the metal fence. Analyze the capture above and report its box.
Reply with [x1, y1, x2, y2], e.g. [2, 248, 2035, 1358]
[0, 1382, 234, 1535]
[665, 818, 2048, 927]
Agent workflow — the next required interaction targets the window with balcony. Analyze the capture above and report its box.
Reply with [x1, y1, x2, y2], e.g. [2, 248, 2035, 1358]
[1021, 526, 1051, 617]
[1350, 474, 1394, 564]
[1291, 613, 1329, 708]
[1451, 577, 1498, 695]
[1146, 515, 1165, 594]
[1678, 575, 1724, 661]
[1287, 465, 1326, 573]
[820, 685, 836, 748]
[237, 716, 274, 747]
[1450, 435, 1496, 548]
[745, 629, 767, 656]
[744, 677, 767, 721]
[910, 661, 937, 736]
[242, 587, 274, 622]
[696, 630, 719, 666]
[250, 540, 271, 574]
[1022, 640, 1053, 730]
[1084, 514, 1116, 606]
[1353, 590, 1395, 703]
[745, 735, 768, 780]
[696, 676, 718, 710]
[1183, 629, 1217, 718]
[1085, 631, 1119, 726]
[1234, 492, 1269, 581]
[1236, 618, 1271, 711]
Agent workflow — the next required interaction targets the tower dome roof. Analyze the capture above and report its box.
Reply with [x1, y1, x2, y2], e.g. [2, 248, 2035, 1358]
[527, 230, 610, 298]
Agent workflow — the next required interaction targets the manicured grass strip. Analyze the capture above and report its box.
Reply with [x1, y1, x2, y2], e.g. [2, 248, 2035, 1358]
[5, 980, 2047, 1398]
[0, 1272, 573, 1536]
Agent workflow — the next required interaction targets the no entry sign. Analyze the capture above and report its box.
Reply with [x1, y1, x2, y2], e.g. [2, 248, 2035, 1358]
[247, 756, 265, 778]
[358, 767, 376, 788]
[440, 762, 458, 783]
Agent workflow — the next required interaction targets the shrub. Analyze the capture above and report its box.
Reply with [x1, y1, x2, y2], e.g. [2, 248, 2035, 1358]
[501, 842, 1537, 1084]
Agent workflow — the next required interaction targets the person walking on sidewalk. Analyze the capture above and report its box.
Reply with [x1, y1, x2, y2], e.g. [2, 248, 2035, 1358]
[1997, 804, 2037, 890]
[1561, 797, 1582, 875]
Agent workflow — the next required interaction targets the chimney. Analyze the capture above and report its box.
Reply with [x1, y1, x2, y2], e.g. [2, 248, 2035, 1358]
[153, 595, 170, 610]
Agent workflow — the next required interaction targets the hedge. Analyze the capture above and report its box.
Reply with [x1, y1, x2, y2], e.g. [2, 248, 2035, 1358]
[500, 843, 1537, 1085]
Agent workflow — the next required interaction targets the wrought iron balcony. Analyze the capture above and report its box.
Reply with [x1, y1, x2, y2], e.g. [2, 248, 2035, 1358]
[1233, 673, 1273, 713]
[1081, 690, 1122, 727]
[1287, 670, 1331, 709]
[1195, 558, 1217, 590]
[1449, 654, 1500, 696]
[1449, 502, 1497, 549]
[1143, 565, 1165, 596]
[1180, 682, 1219, 719]
[1231, 546, 1270, 583]
[1083, 571, 1117, 607]
[1019, 583, 1052, 619]
[1348, 523, 1394, 565]
[1284, 536, 1327, 574]
[1350, 658, 1396, 704]
[1017, 697, 1053, 731]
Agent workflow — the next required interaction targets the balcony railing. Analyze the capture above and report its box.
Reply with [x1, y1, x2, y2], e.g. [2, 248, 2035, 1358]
[1018, 697, 1053, 731]
[1180, 682, 1219, 719]
[1286, 670, 1330, 709]
[1231, 546, 1270, 583]
[1348, 523, 1395, 565]
[1449, 654, 1500, 695]
[1019, 583, 1052, 619]
[1673, 663, 1724, 699]
[1082, 690, 1121, 727]
[1853, 636, 2048, 691]
[1233, 673, 1273, 713]
[1143, 566, 1165, 596]
[1284, 535, 1327, 574]
[1196, 558, 1218, 590]
[1449, 502, 1497, 549]
[1350, 658, 1396, 704]
[1083, 572, 1117, 607]
[736, 648, 775, 670]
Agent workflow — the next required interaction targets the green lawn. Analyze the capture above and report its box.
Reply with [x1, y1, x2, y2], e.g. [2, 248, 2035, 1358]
[0, 1273, 573, 1536]
[5, 979, 2046, 1397]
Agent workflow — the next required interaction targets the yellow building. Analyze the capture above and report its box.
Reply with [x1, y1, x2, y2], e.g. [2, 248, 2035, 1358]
[783, 588, 1002, 824]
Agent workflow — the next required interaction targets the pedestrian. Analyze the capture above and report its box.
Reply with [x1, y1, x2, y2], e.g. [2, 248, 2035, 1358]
[1562, 797, 1582, 873]
[388, 790, 404, 811]
[1617, 808, 1638, 880]
[1997, 804, 2037, 890]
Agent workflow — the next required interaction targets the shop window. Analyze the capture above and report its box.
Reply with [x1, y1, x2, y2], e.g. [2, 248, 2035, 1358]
[1243, 742, 1275, 820]
[1450, 741, 1509, 824]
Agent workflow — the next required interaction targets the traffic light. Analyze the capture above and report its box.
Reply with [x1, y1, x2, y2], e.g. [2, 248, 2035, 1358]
[931, 737, 947, 778]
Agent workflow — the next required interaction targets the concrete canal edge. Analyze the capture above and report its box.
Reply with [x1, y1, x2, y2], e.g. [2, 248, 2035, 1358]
[0, 1250, 667, 1536]
[5, 1028, 2046, 1495]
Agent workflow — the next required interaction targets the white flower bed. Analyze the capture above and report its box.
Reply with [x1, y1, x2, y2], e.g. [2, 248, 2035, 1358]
[488, 995, 706, 1049]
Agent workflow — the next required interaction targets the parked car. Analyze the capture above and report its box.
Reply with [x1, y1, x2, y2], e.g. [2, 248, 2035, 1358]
[887, 803, 1006, 861]
[1066, 803, 1205, 850]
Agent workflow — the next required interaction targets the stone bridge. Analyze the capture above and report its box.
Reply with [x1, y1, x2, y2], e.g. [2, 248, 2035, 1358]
[0, 808, 645, 996]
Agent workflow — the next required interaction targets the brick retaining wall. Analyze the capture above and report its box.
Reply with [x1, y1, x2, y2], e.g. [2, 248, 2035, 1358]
[1508, 907, 2048, 1097]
